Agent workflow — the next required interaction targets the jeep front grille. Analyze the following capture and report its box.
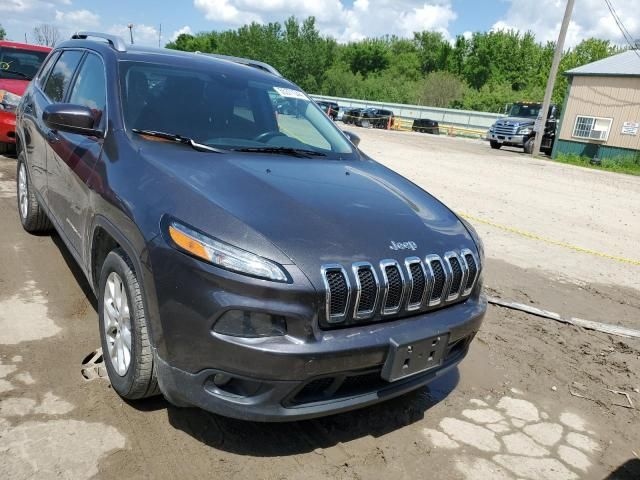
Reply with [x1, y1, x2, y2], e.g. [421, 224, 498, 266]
[321, 249, 480, 327]
[322, 265, 350, 323]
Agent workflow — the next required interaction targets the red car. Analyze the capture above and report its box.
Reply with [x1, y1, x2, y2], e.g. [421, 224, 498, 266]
[0, 41, 51, 154]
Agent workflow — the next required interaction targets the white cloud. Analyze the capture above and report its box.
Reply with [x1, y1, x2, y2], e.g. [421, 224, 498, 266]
[55, 9, 100, 30]
[171, 25, 193, 42]
[193, 0, 458, 42]
[107, 24, 161, 47]
[492, 0, 640, 48]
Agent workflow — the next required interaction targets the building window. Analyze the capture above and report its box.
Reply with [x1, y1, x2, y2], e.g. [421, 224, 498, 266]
[572, 115, 612, 141]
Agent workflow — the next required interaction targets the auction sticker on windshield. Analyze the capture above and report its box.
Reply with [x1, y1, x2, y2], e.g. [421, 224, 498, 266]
[273, 87, 308, 100]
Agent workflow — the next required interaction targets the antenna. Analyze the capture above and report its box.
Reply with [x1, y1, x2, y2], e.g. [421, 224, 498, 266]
[158, 24, 162, 48]
[127, 24, 134, 45]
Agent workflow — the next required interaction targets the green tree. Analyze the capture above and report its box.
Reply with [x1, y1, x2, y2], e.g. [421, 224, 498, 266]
[417, 71, 467, 108]
[0, 24, 6, 40]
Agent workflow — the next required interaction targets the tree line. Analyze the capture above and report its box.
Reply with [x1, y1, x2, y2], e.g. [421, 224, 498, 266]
[167, 17, 621, 113]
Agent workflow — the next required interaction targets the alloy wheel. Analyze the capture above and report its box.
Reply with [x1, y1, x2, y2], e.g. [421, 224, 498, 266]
[103, 272, 132, 376]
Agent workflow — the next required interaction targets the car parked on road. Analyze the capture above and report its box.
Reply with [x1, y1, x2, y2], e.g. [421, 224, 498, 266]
[341, 107, 364, 125]
[0, 41, 51, 154]
[359, 108, 394, 129]
[15, 32, 485, 421]
[315, 100, 339, 121]
[412, 118, 440, 135]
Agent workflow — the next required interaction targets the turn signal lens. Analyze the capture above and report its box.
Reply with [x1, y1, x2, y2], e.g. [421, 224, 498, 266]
[167, 221, 288, 282]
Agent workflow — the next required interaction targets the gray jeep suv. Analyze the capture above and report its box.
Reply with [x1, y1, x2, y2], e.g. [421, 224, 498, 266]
[15, 32, 486, 421]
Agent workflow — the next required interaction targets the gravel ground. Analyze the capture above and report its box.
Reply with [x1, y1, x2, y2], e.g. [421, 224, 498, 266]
[0, 130, 638, 480]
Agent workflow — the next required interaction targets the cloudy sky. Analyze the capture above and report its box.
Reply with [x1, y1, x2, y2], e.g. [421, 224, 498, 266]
[1, 0, 639, 48]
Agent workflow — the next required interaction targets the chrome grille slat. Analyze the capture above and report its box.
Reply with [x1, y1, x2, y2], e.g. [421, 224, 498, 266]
[461, 248, 479, 296]
[426, 255, 447, 306]
[380, 259, 404, 315]
[321, 264, 350, 323]
[352, 262, 379, 319]
[321, 249, 480, 325]
[405, 257, 428, 311]
[444, 251, 467, 302]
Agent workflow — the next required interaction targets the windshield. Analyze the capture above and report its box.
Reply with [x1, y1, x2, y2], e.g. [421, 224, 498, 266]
[120, 61, 354, 158]
[0, 47, 49, 80]
[507, 104, 542, 119]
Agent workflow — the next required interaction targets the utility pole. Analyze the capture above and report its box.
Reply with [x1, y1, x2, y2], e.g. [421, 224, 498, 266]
[533, 0, 575, 156]
[158, 24, 162, 48]
[127, 24, 134, 45]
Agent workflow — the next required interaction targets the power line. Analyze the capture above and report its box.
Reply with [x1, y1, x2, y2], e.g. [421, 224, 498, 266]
[603, 0, 640, 60]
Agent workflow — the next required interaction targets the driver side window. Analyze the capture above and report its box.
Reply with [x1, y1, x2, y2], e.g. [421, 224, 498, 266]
[68, 53, 107, 128]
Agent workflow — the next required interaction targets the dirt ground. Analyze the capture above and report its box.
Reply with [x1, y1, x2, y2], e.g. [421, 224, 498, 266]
[0, 129, 639, 480]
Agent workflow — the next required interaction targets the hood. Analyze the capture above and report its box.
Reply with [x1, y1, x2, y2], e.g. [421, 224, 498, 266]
[0, 79, 29, 96]
[139, 143, 475, 284]
[498, 116, 535, 126]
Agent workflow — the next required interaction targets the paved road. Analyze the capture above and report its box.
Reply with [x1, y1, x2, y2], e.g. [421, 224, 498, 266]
[0, 131, 638, 480]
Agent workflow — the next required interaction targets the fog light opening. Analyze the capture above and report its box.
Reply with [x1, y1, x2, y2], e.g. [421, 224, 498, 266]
[213, 310, 287, 338]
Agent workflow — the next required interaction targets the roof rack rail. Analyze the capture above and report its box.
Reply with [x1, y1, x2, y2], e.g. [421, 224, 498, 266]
[71, 31, 127, 52]
[198, 52, 282, 77]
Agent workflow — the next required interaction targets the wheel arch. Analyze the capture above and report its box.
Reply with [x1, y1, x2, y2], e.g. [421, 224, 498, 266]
[89, 215, 163, 352]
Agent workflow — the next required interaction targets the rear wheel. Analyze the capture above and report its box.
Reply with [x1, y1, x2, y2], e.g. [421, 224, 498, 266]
[490, 141, 501, 150]
[16, 153, 52, 233]
[99, 248, 159, 400]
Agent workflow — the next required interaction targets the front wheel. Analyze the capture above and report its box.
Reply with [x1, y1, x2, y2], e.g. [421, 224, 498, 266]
[99, 248, 159, 400]
[524, 138, 535, 154]
[490, 141, 501, 150]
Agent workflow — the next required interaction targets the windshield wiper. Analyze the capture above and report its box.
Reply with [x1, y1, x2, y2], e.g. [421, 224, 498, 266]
[132, 129, 226, 153]
[0, 69, 32, 80]
[231, 146, 326, 158]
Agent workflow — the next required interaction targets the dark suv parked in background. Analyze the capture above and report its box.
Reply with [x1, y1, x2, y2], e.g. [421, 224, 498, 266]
[15, 32, 485, 421]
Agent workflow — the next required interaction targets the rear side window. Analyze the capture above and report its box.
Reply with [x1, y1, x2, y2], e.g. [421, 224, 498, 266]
[43, 50, 84, 102]
[69, 53, 106, 120]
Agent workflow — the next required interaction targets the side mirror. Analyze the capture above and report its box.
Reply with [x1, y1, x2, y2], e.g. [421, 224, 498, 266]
[343, 130, 360, 147]
[43, 103, 103, 138]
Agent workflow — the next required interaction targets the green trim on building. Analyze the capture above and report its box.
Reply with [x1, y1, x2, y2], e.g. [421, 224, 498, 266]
[553, 139, 639, 160]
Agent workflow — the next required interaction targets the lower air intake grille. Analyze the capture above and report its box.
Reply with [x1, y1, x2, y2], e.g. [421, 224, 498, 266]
[408, 263, 426, 305]
[464, 253, 478, 291]
[385, 265, 403, 309]
[357, 268, 377, 313]
[448, 256, 463, 296]
[326, 270, 348, 316]
[430, 259, 446, 301]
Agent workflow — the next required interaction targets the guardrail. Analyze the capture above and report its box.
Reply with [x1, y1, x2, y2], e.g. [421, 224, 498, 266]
[310, 94, 502, 137]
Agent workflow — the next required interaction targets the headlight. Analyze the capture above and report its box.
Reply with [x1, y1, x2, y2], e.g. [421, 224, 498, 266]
[460, 217, 485, 263]
[0, 90, 21, 112]
[517, 126, 532, 135]
[167, 220, 288, 282]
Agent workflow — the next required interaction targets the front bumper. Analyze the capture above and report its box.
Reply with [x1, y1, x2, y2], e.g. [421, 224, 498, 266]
[154, 294, 486, 421]
[487, 132, 525, 147]
[0, 111, 17, 144]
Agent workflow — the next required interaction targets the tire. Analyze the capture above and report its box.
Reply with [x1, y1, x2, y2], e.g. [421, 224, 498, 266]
[16, 153, 52, 233]
[490, 141, 501, 150]
[99, 248, 159, 400]
[0, 142, 16, 156]
[524, 138, 535, 154]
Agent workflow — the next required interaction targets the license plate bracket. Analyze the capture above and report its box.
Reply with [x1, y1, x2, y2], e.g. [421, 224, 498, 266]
[381, 334, 449, 382]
